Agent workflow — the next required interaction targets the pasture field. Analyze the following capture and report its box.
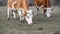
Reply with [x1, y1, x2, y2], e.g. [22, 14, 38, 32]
[0, 6, 60, 34]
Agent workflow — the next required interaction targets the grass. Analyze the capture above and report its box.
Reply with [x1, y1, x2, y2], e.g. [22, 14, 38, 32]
[0, 6, 60, 34]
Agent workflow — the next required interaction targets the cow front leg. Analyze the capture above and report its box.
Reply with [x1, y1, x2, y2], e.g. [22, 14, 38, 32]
[13, 11, 16, 19]
[7, 8, 10, 20]
[12, 8, 16, 19]
[43, 9, 47, 17]
[46, 8, 51, 17]
[36, 7, 39, 11]
[36, 6, 39, 16]
[18, 9, 24, 22]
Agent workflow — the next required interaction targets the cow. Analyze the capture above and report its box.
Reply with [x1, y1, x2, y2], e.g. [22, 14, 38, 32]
[7, 0, 33, 25]
[34, 0, 52, 17]
[16, 0, 33, 24]
[7, 0, 17, 19]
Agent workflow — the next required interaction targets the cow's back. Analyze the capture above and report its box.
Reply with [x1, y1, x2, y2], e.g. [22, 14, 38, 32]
[7, 0, 12, 8]
[42, 0, 51, 7]
[34, 0, 51, 7]
[23, 0, 29, 11]
[8, 0, 17, 8]
[34, 0, 43, 6]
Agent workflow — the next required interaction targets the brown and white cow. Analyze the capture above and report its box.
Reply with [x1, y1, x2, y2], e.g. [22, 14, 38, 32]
[7, 0, 33, 24]
[7, 0, 17, 19]
[17, 0, 33, 24]
[34, 0, 52, 17]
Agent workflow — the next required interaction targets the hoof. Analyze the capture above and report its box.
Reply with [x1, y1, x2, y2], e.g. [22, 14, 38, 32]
[21, 20, 25, 23]
[11, 14, 13, 16]
[7, 18, 10, 20]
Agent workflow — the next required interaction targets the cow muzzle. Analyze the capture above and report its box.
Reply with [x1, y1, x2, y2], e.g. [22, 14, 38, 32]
[25, 10, 33, 25]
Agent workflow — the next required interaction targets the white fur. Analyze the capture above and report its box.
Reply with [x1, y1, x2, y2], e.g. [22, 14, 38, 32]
[13, 11, 16, 19]
[25, 10, 33, 24]
[18, 8, 24, 20]
[46, 8, 51, 17]
[7, 8, 10, 19]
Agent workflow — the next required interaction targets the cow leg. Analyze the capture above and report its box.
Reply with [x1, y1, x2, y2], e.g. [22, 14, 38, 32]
[36, 6, 39, 11]
[36, 6, 39, 16]
[12, 9, 16, 20]
[43, 9, 47, 17]
[25, 10, 33, 25]
[20, 9, 25, 21]
[13, 11, 16, 19]
[46, 8, 51, 17]
[12, 1, 18, 19]
[18, 8, 24, 22]
[7, 8, 10, 20]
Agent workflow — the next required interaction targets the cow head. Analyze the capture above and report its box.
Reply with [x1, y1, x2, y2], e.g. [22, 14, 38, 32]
[25, 10, 33, 25]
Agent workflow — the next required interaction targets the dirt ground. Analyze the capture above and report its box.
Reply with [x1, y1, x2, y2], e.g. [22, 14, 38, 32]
[0, 6, 60, 34]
